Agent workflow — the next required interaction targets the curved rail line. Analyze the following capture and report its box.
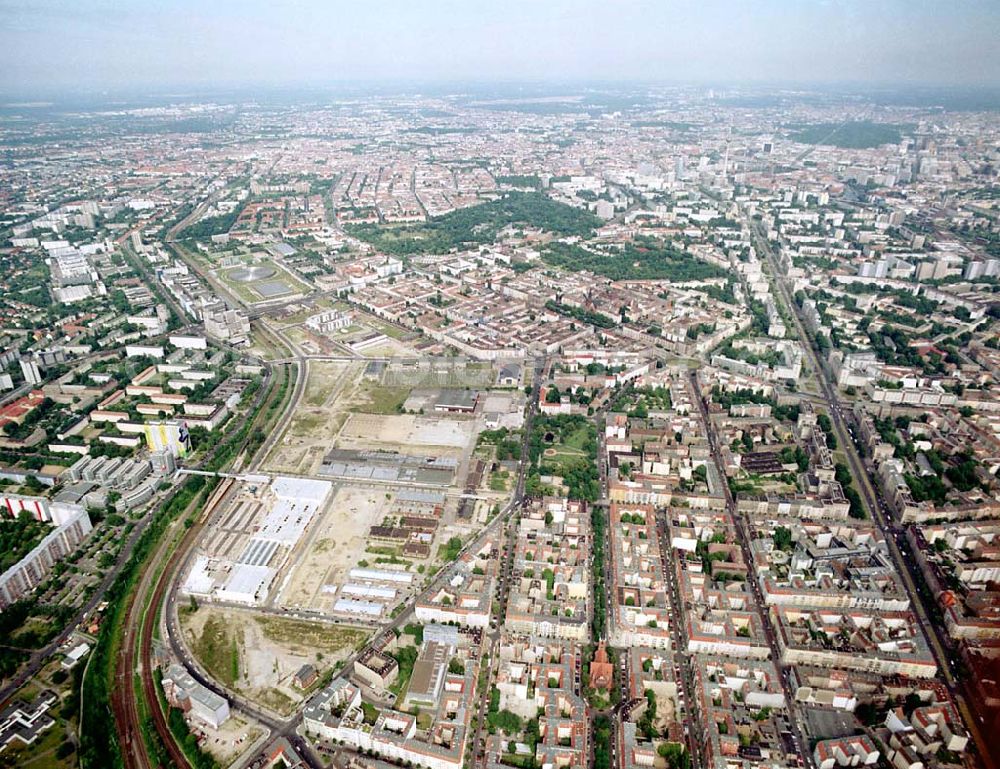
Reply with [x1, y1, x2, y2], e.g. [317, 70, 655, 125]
[112, 478, 233, 769]
[110, 360, 280, 766]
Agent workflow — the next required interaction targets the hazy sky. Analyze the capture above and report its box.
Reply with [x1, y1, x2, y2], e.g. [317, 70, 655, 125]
[1, 0, 999, 92]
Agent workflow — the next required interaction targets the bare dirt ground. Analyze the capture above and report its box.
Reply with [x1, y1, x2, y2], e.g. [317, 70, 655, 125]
[263, 360, 361, 474]
[337, 413, 474, 455]
[180, 606, 368, 717]
[277, 486, 401, 612]
[257, 356, 509, 622]
[358, 338, 414, 358]
[650, 684, 678, 734]
[193, 715, 264, 768]
[266, 356, 498, 474]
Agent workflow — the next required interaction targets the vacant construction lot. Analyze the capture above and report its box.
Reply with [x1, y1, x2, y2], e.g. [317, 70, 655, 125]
[198, 716, 263, 768]
[337, 413, 474, 456]
[263, 360, 362, 474]
[186, 610, 240, 687]
[265, 359, 476, 473]
[350, 381, 411, 414]
[276, 485, 399, 613]
[181, 605, 368, 715]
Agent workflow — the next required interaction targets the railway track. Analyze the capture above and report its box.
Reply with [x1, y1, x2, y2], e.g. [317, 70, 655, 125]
[112, 479, 233, 769]
[113, 538, 161, 769]
[108, 351, 281, 766]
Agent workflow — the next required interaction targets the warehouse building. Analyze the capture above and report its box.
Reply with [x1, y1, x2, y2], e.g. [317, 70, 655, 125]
[162, 665, 230, 728]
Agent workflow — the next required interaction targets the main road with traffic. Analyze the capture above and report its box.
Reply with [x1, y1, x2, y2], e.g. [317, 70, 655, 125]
[748, 216, 997, 769]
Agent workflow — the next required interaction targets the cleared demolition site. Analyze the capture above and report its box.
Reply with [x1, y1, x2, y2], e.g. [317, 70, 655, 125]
[175, 354, 526, 716]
